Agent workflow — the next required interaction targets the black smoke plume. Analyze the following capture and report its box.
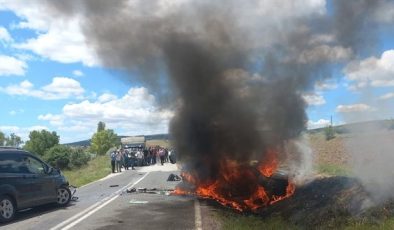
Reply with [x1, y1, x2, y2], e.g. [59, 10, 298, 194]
[44, 0, 383, 182]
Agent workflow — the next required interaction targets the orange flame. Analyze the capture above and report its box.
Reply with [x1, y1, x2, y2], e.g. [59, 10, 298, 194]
[174, 149, 295, 212]
[258, 149, 278, 177]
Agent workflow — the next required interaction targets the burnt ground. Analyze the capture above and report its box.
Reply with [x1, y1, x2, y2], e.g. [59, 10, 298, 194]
[260, 176, 370, 227]
[195, 175, 394, 229]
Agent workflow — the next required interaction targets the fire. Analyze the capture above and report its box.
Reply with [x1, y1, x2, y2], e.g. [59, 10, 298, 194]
[258, 148, 278, 177]
[173, 149, 296, 212]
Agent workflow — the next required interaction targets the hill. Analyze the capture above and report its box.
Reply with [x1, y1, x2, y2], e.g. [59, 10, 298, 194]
[64, 134, 170, 147]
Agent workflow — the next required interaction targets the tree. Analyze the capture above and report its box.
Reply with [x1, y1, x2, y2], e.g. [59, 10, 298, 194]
[69, 148, 91, 168]
[0, 131, 5, 146]
[44, 145, 71, 169]
[90, 127, 119, 155]
[5, 133, 23, 147]
[24, 130, 60, 156]
[97, 121, 106, 132]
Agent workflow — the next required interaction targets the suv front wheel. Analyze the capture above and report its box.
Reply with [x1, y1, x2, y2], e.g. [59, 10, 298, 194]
[56, 187, 71, 206]
[0, 195, 16, 223]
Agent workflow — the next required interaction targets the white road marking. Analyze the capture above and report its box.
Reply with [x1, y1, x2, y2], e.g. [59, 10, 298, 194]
[194, 199, 202, 230]
[50, 172, 150, 230]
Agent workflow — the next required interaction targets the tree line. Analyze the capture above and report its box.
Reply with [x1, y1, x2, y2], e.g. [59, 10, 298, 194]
[0, 132, 23, 147]
[0, 121, 119, 170]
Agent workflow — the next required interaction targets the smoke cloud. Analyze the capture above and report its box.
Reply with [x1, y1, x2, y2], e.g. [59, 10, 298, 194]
[42, 0, 389, 190]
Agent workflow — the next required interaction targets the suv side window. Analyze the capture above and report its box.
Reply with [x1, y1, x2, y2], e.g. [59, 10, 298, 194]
[21, 156, 47, 174]
[0, 154, 21, 173]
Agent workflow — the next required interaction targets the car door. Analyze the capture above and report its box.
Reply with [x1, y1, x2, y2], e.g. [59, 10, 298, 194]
[22, 155, 57, 204]
[0, 153, 35, 209]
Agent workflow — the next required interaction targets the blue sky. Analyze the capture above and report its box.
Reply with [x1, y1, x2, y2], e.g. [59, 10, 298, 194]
[0, 0, 394, 143]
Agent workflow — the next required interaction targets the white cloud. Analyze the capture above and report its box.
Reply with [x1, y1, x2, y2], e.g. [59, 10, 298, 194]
[302, 93, 326, 106]
[380, 92, 394, 100]
[0, 1, 52, 31]
[0, 0, 327, 67]
[0, 1, 98, 66]
[72, 70, 84, 77]
[0, 77, 85, 100]
[63, 87, 172, 124]
[14, 20, 98, 66]
[0, 125, 20, 133]
[307, 119, 330, 129]
[9, 109, 24, 116]
[0, 55, 27, 76]
[0, 26, 12, 42]
[97, 93, 118, 103]
[38, 87, 173, 139]
[336, 104, 375, 113]
[315, 81, 338, 91]
[41, 77, 84, 98]
[38, 114, 64, 126]
[0, 125, 48, 141]
[344, 50, 394, 89]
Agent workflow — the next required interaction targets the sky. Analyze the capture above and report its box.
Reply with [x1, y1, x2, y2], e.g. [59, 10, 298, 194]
[0, 0, 394, 144]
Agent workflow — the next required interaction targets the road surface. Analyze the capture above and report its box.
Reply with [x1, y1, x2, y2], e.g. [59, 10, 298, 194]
[0, 163, 209, 230]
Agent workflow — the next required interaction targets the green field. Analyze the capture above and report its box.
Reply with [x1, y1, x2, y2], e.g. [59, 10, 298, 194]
[63, 155, 112, 187]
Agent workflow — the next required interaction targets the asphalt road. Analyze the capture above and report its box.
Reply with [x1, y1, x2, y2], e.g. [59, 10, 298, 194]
[0, 163, 200, 230]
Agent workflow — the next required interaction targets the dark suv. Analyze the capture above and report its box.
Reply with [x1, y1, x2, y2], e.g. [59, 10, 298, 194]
[0, 148, 71, 223]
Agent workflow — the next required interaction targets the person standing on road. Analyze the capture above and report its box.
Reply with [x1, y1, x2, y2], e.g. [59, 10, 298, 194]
[115, 150, 123, 172]
[164, 148, 169, 163]
[124, 150, 130, 170]
[159, 148, 165, 165]
[110, 150, 116, 173]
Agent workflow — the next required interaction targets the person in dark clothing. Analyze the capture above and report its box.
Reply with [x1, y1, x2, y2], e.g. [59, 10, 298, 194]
[124, 151, 130, 170]
[131, 152, 136, 170]
[164, 148, 169, 162]
[159, 148, 165, 165]
[110, 151, 116, 173]
[143, 148, 149, 166]
[169, 149, 176, 164]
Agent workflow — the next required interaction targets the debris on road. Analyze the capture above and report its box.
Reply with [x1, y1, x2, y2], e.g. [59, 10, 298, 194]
[167, 173, 182, 181]
[129, 199, 149, 204]
[126, 188, 137, 193]
[137, 187, 148, 192]
[124, 187, 174, 196]
[110, 185, 120, 187]
[70, 185, 79, 201]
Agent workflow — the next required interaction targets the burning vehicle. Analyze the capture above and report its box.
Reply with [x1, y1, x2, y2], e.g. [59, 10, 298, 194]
[174, 148, 296, 212]
[41, 0, 394, 225]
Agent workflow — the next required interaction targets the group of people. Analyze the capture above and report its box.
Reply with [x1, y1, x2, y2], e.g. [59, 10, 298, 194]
[110, 146, 176, 173]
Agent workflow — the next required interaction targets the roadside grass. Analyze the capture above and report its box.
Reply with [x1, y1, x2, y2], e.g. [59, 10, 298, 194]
[218, 209, 394, 230]
[218, 211, 299, 230]
[343, 218, 394, 230]
[63, 155, 112, 187]
[316, 163, 351, 176]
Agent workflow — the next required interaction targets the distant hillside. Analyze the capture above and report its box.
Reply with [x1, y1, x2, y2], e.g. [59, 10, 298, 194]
[308, 119, 394, 134]
[65, 120, 394, 147]
[64, 134, 170, 147]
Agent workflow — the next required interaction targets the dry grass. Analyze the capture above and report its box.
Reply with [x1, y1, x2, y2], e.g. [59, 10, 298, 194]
[63, 155, 112, 187]
[218, 211, 299, 230]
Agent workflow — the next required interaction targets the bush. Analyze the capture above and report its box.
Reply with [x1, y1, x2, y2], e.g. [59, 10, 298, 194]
[70, 148, 91, 168]
[43, 145, 92, 170]
[44, 145, 71, 169]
